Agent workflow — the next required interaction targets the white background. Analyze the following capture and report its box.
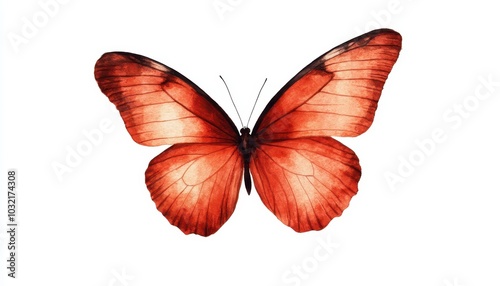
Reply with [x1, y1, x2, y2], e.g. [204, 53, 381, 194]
[1, 1, 499, 285]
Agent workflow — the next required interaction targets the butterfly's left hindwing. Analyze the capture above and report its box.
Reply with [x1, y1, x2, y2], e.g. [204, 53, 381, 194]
[146, 143, 243, 236]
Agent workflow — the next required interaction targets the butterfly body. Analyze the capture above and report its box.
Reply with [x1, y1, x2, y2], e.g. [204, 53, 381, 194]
[95, 29, 402, 236]
[238, 127, 257, 194]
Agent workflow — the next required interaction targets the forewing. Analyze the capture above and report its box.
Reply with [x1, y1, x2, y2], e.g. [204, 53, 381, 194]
[95, 52, 239, 145]
[253, 29, 402, 141]
[250, 137, 361, 232]
[146, 143, 243, 236]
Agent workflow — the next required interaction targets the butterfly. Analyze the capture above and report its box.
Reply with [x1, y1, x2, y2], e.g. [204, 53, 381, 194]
[94, 28, 402, 236]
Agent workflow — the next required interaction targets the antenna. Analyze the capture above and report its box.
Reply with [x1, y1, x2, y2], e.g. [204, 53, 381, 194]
[219, 75, 244, 127]
[247, 78, 267, 127]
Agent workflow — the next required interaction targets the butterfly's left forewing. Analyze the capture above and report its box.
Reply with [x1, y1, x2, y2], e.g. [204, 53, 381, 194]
[94, 52, 239, 145]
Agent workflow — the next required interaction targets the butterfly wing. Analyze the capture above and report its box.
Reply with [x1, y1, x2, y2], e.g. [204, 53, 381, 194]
[253, 29, 402, 141]
[250, 29, 401, 232]
[146, 143, 243, 236]
[95, 52, 242, 236]
[94, 52, 239, 145]
[250, 137, 360, 232]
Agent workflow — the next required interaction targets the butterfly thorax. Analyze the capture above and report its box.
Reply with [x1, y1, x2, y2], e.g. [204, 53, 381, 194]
[238, 127, 258, 195]
[238, 127, 257, 155]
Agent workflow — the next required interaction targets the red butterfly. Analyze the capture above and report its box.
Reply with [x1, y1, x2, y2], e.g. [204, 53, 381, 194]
[94, 29, 401, 236]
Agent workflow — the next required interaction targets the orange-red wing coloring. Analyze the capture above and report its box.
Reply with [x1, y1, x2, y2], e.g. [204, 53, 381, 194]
[94, 29, 402, 236]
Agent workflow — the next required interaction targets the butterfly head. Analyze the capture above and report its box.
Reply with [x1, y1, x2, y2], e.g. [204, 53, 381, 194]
[240, 127, 250, 134]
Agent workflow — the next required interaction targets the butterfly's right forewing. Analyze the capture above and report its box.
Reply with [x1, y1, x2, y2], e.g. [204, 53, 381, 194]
[253, 29, 402, 141]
